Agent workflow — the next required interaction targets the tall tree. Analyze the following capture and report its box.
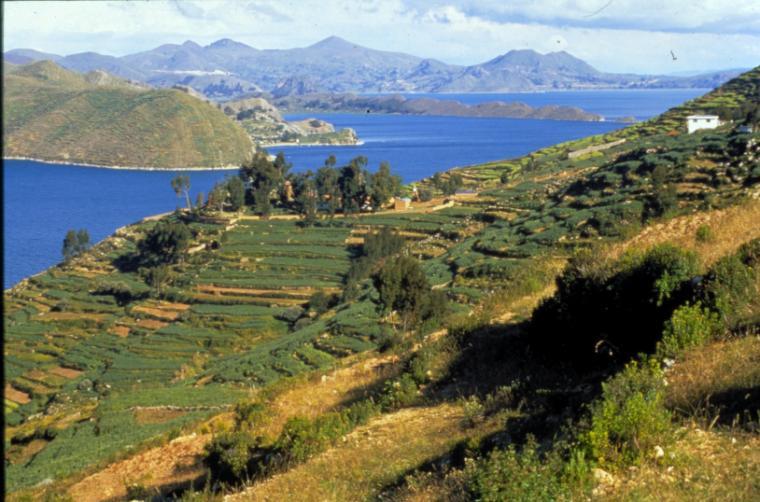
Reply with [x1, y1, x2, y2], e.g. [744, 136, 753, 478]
[209, 182, 228, 213]
[339, 156, 369, 216]
[293, 171, 319, 225]
[239, 150, 282, 216]
[316, 165, 340, 218]
[369, 161, 401, 210]
[171, 175, 192, 210]
[62, 230, 78, 262]
[76, 229, 90, 254]
[137, 221, 192, 266]
[62, 228, 90, 261]
[226, 176, 245, 212]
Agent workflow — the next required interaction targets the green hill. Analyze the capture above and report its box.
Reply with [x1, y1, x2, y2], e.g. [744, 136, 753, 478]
[3, 61, 253, 168]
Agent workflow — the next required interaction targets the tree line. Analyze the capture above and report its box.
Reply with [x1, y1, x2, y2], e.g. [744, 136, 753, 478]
[176, 151, 404, 223]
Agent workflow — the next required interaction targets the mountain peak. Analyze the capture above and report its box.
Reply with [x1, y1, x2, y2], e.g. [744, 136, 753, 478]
[181, 40, 202, 50]
[206, 38, 254, 50]
[309, 36, 357, 50]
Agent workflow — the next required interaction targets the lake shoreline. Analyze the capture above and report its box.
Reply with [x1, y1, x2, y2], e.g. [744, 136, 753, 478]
[2, 156, 241, 171]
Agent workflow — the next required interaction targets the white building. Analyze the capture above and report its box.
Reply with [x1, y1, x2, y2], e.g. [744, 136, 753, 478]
[686, 115, 722, 134]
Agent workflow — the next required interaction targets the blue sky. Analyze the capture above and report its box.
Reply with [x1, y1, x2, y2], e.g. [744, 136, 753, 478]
[4, 0, 759, 74]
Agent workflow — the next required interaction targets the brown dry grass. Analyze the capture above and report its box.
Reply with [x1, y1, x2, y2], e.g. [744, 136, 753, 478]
[59, 352, 401, 502]
[229, 404, 476, 502]
[666, 336, 760, 419]
[67, 433, 211, 502]
[608, 199, 760, 266]
[5, 384, 31, 404]
[108, 325, 130, 338]
[597, 426, 760, 501]
[134, 318, 169, 330]
[260, 353, 399, 439]
[195, 285, 313, 298]
[132, 305, 181, 321]
[38, 312, 108, 322]
[156, 301, 190, 311]
[49, 366, 83, 379]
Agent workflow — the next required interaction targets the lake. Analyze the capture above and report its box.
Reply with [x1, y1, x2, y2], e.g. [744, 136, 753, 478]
[3, 89, 706, 288]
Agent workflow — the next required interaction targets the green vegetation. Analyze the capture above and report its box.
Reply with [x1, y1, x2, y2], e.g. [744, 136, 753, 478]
[3, 61, 252, 167]
[5, 67, 760, 500]
[62, 229, 90, 262]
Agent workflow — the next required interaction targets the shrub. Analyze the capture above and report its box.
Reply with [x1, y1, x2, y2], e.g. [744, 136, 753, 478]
[530, 244, 700, 365]
[695, 224, 713, 243]
[583, 359, 671, 466]
[379, 373, 419, 410]
[465, 439, 566, 502]
[204, 431, 263, 485]
[699, 253, 758, 326]
[658, 303, 721, 357]
[308, 291, 332, 315]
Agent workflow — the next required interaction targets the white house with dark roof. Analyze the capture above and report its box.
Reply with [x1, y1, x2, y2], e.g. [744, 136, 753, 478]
[686, 114, 722, 134]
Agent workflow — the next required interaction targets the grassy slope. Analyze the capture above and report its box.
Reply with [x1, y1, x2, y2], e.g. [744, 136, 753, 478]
[3, 61, 253, 168]
[4, 67, 759, 499]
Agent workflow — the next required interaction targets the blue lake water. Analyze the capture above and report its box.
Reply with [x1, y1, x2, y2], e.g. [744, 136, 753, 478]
[3, 89, 706, 288]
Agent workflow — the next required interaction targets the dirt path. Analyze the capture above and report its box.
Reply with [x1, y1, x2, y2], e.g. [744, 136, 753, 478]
[226, 403, 472, 502]
[67, 433, 211, 502]
[64, 353, 398, 501]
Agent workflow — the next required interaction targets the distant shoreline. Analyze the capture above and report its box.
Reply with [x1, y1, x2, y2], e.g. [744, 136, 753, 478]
[3, 156, 241, 171]
[259, 140, 365, 148]
[4, 142, 365, 169]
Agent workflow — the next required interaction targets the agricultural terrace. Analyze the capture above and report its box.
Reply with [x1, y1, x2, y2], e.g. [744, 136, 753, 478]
[3, 198, 479, 490]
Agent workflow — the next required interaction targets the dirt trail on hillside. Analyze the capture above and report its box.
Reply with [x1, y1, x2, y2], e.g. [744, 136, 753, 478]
[67, 433, 211, 502]
[226, 404, 469, 502]
[64, 354, 398, 501]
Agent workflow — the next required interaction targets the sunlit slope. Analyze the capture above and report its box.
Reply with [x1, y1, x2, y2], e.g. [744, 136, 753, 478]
[3, 61, 253, 168]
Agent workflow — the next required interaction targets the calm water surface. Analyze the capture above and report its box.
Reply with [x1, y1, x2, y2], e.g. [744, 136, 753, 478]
[3, 89, 706, 287]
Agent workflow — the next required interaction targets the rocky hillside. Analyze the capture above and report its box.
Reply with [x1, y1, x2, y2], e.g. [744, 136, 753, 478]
[3, 61, 253, 168]
[220, 96, 359, 146]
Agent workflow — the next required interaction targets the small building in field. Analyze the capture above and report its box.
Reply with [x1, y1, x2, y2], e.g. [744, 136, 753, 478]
[395, 197, 412, 210]
[686, 115, 722, 134]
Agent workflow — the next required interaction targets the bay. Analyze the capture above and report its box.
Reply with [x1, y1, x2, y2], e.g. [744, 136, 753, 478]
[3, 89, 705, 288]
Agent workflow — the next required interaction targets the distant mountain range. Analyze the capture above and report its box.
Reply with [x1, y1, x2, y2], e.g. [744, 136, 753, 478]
[3, 61, 252, 168]
[4, 36, 747, 100]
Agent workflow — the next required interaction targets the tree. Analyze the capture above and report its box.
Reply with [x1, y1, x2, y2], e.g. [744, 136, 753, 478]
[226, 176, 245, 211]
[316, 165, 340, 218]
[62, 230, 78, 261]
[373, 255, 445, 331]
[339, 156, 369, 215]
[62, 228, 90, 262]
[171, 175, 192, 210]
[138, 221, 192, 266]
[239, 150, 282, 216]
[442, 173, 464, 196]
[369, 161, 401, 210]
[143, 265, 174, 298]
[293, 171, 319, 225]
[209, 182, 228, 213]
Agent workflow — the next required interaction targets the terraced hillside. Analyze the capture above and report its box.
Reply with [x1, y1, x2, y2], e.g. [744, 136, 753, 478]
[4, 67, 759, 500]
[3, 61, 253, 168]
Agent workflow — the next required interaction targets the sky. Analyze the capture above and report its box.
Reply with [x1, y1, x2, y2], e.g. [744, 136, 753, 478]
[3, 0, 759, 74]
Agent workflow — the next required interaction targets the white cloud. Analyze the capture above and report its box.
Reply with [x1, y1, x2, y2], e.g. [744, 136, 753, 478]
[3, 0, 759, 74]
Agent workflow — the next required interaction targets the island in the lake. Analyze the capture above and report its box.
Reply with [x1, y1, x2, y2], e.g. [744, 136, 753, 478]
[271, 91, 604, 121]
